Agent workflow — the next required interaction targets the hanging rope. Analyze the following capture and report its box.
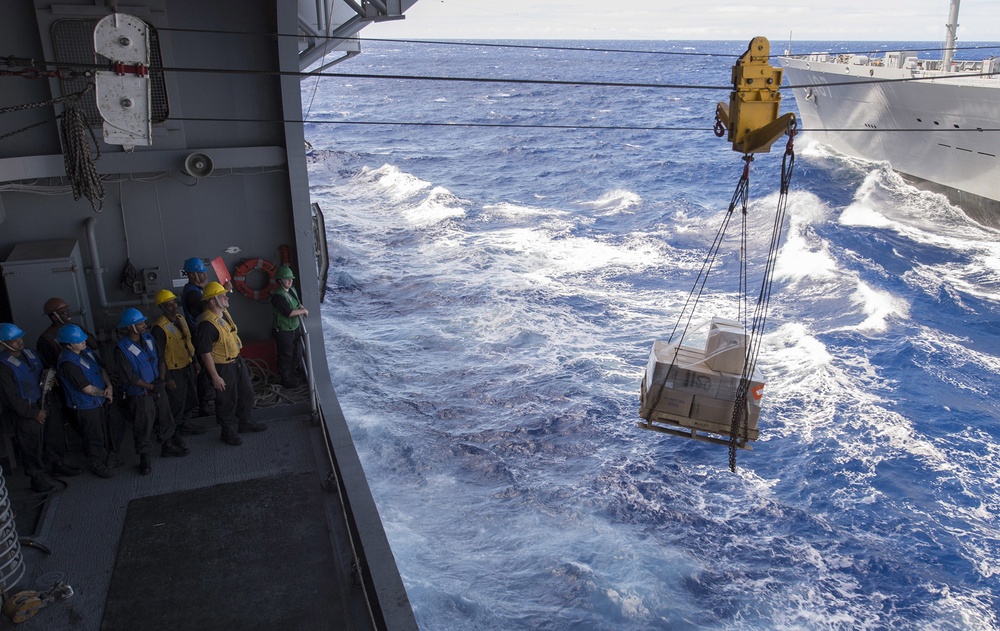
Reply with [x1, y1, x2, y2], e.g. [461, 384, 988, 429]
[0, 83, 94, 140]
[642, 154, 754, 421]
[643, 118, 795, 471]
[728, 120, 797, 472]
[666, 155, 752, 348]
[59, 86, 104, 212]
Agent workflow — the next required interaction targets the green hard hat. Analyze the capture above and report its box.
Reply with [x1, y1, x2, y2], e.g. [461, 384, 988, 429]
[275, 265, 295, 280]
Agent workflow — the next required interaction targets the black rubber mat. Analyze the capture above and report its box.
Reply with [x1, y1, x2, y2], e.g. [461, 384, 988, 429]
[101, 473, 349, 630]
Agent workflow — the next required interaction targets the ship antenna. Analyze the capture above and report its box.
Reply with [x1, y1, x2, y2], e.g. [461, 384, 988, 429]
[943, 0, 961, 72]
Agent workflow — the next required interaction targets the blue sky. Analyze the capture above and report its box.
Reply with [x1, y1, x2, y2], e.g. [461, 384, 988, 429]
[369, 0, 999, 42]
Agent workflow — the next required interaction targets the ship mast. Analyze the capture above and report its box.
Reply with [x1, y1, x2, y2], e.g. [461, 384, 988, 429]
[942, 0, 961, 72]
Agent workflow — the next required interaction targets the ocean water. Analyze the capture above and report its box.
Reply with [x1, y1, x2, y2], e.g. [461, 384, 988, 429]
[302, 40, 1000, 630]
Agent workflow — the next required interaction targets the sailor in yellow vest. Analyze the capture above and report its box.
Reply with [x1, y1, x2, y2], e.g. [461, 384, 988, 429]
[150, 289, 207, 436]
[270, 265, 309, 388]
[194, 282, 266, 445]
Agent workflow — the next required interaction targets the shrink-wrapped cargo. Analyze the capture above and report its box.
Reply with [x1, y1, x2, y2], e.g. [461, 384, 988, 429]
[704, 317, 747, 374]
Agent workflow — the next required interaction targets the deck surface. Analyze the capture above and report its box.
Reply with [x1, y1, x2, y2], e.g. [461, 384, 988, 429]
[5, 402, 370, 631]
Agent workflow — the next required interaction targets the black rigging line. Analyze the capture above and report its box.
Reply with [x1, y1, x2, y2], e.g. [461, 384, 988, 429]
[168, 116, 1000, 134]
[156, 24, 1000, 59]
[38, 59, 733, 91]
[158, 27, 743, 57]
[168, 117, 1000, 134]
[15, 55, 999, 93]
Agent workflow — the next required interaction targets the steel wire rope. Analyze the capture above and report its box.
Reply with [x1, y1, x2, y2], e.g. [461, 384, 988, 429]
[303, 0, 338, 122]
[158, 116, 1000, 135]
[153, 26, 743, 57]
[641, 156, 748, 422]
[152, 24, 1000, 60]
[5, 50, 998, 98]
[726, 126, 796, 471]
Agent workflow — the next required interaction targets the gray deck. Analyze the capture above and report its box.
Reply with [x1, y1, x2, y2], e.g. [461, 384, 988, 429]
[6, 402, 373, 631]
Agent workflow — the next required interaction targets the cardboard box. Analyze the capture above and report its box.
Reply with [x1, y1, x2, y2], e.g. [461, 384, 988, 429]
[715, 371, 766, 403]
[705, 320, 746, 374]
[644, 341, 725, 398]
[646, 339, 766, 401]
[690, 395, 760, 430]
[709, 316, 741, 329]
[643, 388, 694, 418]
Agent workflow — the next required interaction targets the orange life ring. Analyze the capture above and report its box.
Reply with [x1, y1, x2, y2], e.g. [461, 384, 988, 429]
[232, 258, 277, 302]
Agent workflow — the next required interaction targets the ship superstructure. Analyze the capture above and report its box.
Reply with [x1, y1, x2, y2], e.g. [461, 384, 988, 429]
[0, 1, 417, 629]
[778, 1, 1000, 225]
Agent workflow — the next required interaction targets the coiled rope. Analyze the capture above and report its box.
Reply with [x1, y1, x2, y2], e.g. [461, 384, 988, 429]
[245, 357, 309, 407]
[59, 90, 104, 212]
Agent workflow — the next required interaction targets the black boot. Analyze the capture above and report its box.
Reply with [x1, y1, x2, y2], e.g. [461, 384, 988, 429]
[220, 428, 243, 446]
[138, 454, 151, 475]
[51, 461, 82, 477]
[30, 475, 57, 493]
[161, 440, 190, 457]
[91, 461, 115, 478]
[238, 420, 267, 433]
[177, 421, 207, 435]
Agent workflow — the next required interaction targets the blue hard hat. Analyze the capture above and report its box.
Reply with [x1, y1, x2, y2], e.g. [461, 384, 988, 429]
[56, 324, 88, 345]
[0, 323, 24, 342]
[183, 257, 207, 273]
[118, 308, 147, 328]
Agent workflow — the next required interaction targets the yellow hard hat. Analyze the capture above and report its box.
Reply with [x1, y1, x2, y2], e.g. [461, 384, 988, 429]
[154, 289, 178, 305]
[202, 281, 228, 301]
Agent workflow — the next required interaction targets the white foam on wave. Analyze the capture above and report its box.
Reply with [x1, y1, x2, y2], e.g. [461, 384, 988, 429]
[482, 227, 664, 278]
[755, 320, 1000, 607]
[903, 247, 1000, 305]
[844, 281, 910, 333]
[402, 186, 467, 226]
[356, 163, 432, 201]
[769, 192, 909, 334]
[577, 189, 642, 214]
[479, 202, 568, 220]
[908, 326, 1000, 396]
[347, 164, 468, 226]
[775, 213, 838, 282]
[758, 322, 949, 472]
[835, 168, 1000, 306]
[839, 200, 894, 228]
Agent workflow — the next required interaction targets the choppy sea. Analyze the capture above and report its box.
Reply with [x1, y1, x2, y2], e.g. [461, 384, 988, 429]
[302, 40, 1000, 629]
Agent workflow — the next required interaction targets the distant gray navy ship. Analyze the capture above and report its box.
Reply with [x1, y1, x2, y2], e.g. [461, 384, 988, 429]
[779, 0, 1000, 226]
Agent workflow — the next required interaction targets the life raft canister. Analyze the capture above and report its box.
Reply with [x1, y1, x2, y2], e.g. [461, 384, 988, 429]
[232, 258, 277, 302]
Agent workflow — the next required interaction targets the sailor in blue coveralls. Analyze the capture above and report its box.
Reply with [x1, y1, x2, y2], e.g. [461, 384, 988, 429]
[56, 324, 115, 478]
[0, 323, 80, 492]
[113, 308, 189, 475]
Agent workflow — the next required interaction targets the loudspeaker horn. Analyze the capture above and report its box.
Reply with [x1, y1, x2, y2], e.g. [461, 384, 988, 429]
[183, 152, 214, 178]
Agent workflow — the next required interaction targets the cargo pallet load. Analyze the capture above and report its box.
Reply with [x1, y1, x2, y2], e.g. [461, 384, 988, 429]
[639, 318, 764, 449]
[636, 36, 795, 468]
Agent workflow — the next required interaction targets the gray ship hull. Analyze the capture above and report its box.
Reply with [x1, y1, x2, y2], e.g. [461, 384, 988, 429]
[780, 54, 1000, 226]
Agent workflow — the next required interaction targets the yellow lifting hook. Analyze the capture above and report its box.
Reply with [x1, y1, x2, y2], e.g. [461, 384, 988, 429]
[715, 37, 796, 154]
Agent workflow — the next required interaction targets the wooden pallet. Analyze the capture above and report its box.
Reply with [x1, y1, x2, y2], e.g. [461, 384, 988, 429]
[639, 382, 757, 447]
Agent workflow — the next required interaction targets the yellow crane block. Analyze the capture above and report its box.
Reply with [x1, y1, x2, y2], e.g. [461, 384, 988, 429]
[716, 36, 796, 154]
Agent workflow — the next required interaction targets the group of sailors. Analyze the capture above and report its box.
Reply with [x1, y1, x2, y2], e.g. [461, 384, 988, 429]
[0, 257, 309, 492]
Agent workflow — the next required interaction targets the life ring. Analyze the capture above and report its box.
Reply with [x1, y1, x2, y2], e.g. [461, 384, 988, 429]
[232, 258, 277, 302]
